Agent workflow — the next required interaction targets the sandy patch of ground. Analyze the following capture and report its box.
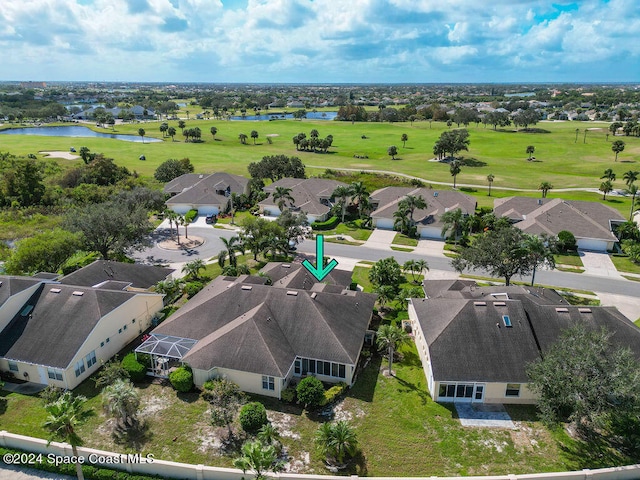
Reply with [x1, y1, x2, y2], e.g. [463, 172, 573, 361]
[284, 451, 311, 473]
[268, 411, 301, 440]
[332, 400, 365, 422]
[157, 235, 205, 250]
[139, 393, 172, 417]
[39, 150, 80, 160]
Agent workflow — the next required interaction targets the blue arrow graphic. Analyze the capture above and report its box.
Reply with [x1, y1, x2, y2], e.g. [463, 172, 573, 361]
[302, 234, 339, 282]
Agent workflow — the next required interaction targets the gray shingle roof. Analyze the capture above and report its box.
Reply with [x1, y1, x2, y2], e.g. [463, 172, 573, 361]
[259, 178, 347, 217]
[0, 276, 43, 309]
[259, 262, 353, 290]
[59, 261, 174, 290]
[494, 197, 624, 241]
[153, 276, 376, 377]
[0, 284, 137, 368]
[166, 172, 248, 207]
[164, 174, 209, 195]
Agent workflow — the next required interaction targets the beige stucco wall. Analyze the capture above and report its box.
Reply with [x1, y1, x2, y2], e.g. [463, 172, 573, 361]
[0, 282, 42, 333]
[483, 382, 538, 404]
[193, 366, 283, 399]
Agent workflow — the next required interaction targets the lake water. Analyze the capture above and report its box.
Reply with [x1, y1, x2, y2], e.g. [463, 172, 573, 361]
[0, 126, 162, 143]
[229, 111, 337, 121]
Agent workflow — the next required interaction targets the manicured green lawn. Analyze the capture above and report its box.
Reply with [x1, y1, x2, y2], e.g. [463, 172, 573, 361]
[554, 253, 584, 267]
[393, 232, 418, 247]
[609, 254, 640, 274]
[313, 220, 373, 241]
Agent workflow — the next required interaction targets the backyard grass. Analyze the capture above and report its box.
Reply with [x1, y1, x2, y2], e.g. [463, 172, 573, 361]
[393, 232, 418, 247]
[2, 342, 626, 476]
[609, 254, 640, 274]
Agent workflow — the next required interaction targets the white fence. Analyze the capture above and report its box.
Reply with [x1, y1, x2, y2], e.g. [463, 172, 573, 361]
[2, 431, 640, 480]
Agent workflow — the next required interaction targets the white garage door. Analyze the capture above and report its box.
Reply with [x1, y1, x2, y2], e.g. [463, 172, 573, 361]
[577, 238, 608, 252]
[375, 218, 394, 230]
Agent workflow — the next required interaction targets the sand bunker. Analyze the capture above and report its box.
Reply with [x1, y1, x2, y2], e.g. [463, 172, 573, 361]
[39, 151, 80, 160]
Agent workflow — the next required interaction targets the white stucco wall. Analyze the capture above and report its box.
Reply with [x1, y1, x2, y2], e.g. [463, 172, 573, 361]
[0, 282, 42, 333]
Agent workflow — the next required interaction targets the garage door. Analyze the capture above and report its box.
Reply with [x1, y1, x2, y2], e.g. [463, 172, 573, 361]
[375, 218, 394, 230]
[577, 238, 608, 252]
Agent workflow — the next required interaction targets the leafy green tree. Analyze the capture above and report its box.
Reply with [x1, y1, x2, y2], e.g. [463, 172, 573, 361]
[612, 140, 625, 161]
[248, 155, 305, 182]
[239, 402, 268, 433]
[527, 324, 640, 437]
[251, 130, 259, 144]
[451, 224, 532, 285]
[440, 208, 466, 245]
[182, 259, 206, 280]
[377, 324, 410, 375]
[368, 257, 402, 293]
[434, 129, 470, 159]
[526, 145, 535, 160]
[538, 181, 553, 198]
[178, 120, 186, 132]
[206, 378, 245, 437]
[485, 111, 511, 130]
[403, 259, 429, 283]
[296, 376, 325, 408]
[233, 440, 283, 480]
[43, 392, 94, 480]
[557, 230, 577, 253]
[332, 184, 354, 223]
[315, 421, 359, 466]
[487, 173, 495, 196]
[600, 180, 614, 200]
[154, 157, 194, 182]
[5, 229, 81, 275]
[512, 109, 540, 130]
[79, 146, 91, 164]
[449, 159, 462, 188]
[387, 145, 398, 160]
[401, 133, 408, 147]
[102, 379, 140, 427]
[210, 126, 218, 139]
[137, 128, 145, 143]
[2, 158, 46, 206]
[94, 357, 129, 388]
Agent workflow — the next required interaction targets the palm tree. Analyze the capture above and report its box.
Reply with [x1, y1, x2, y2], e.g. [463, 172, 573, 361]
[350, 181, 369, 218]
[487, 173, 495, 196]
[310, 128, 319, 139]
[401, 133, 408, 147]
[167, 126, 176, 141]
[102, 379, 140, 427]
[315, 421, 359, 466]
[79, 146, 91, 164]
[403, 259, 429, 283]
[601, 168, 616, 182]
[210, 126, 218, 139]
[450, 160, 462, 188]
[165, 209, 178, 238]
[257, 423, 281, 452]
[388, 145, 398, 160]
[402, 194, 427, 227]
[525, 234, 556, 286]
[332, 185, 354, 223]
[233, 440, 283, 480]
[43, 392, 94, 480]
[612, 140, 625, 161]
[272, 186, 294, 212]
[600, 180, 614, 200]
[177, 214, 187, 240]
[393, 208, 411, 235]
[627, 184, 639, 220]
[376, 324, 410, 375]
[182, 259, 206, 280]
[538, 181, 553, 198]
[220, 235, 242, 268]
[526, 145, 535, 160]
[138, 128, 145, 143]
[178, 120, 186, 132]
[159, 122, 168, 137]
[251, 130, 259, 144]
[440, 208, 465, 245]
[623, 170, 639, 187]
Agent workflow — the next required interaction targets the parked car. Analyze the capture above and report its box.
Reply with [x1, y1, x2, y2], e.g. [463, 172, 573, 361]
[139, 155, 146, 160]
[70, 147, 76, 152]
[205, 214, 217, 224]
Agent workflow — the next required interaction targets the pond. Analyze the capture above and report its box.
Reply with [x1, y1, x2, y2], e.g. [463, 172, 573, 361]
[0, 126, 162, 143]
[229, 111, 337, 121]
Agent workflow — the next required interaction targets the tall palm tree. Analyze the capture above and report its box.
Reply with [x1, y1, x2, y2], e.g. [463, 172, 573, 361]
[332, 185, 354, 223]
[440, 208, 465, 245]
[403, 259, 429, 283]
[600, 180, 614, 200]
[450, 160, 462, 188]
[210, 126, 218, 139]
[165, 209, 178, 238]
[272, 186, 294, 212]
[601, 168, 616, 182]
[220, 235, 242, 268]
[177, 214, 188, 240]
[538, 181, 553, 198]
[526, 145, 535, 160]
[627, 184, 639, 220]
[43, 392, 94, 480]
[239, 133, 248, 144]
[79, 146, 91, 164]
[233, 440, 283, 480]
[102, 379, 140, 426]
[402, 194, 427, 227]
[393, 208, 411, 235]
[251, 130, 259, 144]
[525, 234, 556, 286]
[350, 181, 369, 218]
[401, 133, 408, 147]
[487, 173, 495, 196]
[168, 126, 176, 141]
[623, 170, 639, 187]
[376, 324, 410, 375]
[612, 140, 625, 161]
[182, 259, 206, 280]
[137, 128, 145, 143]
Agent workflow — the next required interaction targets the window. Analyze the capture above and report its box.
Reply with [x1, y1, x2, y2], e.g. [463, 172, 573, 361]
[308, 359, 316, 374]
[338, 364, 346, 379]
[262, 375, 275, 391]
[302, 358, 309, 375]
[294, 359, 301, 375]
[118, 328, 122, 334]
[502, 315, 512, 327]
[123, 325, 127, 331]
[475, 385, 484, 400]
[74, 359, 86, 377]
[47, 368, 63, 381]
[106, 337, 110, 343]
[331, 363, 339, 377]
[132, 319, 136, 324]
[86, 351, 97, 368]
[100, 341, 104, 348]
[8, 361, 18, 372]
[506, 383, 521, 397]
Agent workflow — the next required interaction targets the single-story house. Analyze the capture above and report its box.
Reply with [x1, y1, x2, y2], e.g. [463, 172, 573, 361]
[369, 187, 477, 238]
[259, 262, 353, 291]
[258, 178, 347, 223]
[137, 270, 377, 399]
[410, 280, 640, 404]
[59, 260, 174, 291]
[494, 197, 625, 251]
[165, 172, 250, 216]
[0, 280, 164, 390]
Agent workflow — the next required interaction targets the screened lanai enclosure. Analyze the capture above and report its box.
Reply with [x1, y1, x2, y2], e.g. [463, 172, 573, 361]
[135, 334, 197, 378]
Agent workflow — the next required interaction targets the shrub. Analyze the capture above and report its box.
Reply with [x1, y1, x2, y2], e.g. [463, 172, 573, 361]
[296, 376, 325, 408]
[281, 386, 297, 403]
[169, 366, 193, 392]
[40, 385, 64, 405]
[311, 216, 339, 230]
[122, 353, 146, 382]
[184, 281, 204, 298]
[239, 402, 268, 433]
[557, 230, 577, 253]
[184, 209, 198, 223]
[320, 382, 348, 406]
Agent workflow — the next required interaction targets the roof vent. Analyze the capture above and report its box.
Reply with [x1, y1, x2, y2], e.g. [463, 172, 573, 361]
[72, 291, 85, 296]
[493, 301, 506, 306]
[282, 264, 291, 268]
[578, 307, 592, 313]
[502, 315, 513, 327]
[0, 281, 3, 287]
[50, 288, 62, 293]
[286, 291, 298, 296]
[538, 199, 543, 205]
[433, 192, 438, 197]
[310, 292, 317, 299]
[555, 307, 569, 313]
[241, 285, 253, 291]
[474, 301, 487, 306]
[199, 174, 204, 178]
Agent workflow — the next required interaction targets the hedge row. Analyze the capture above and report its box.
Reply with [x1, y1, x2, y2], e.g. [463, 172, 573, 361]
[311, 216, 339, 230]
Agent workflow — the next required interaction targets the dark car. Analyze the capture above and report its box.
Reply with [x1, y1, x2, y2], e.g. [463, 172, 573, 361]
[205, 214, 216, 224]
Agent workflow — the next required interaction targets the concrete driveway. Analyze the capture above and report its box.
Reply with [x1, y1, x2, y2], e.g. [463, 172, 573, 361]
[362, 229, 396, 250]
[596, 292, 640, 323]
[579, 250, 624, 279]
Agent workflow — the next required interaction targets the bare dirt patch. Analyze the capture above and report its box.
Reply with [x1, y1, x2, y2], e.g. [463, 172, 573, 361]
[268, 411, 300, 440]
[139, 392, 172, 417]
[39, 150, 80, 160]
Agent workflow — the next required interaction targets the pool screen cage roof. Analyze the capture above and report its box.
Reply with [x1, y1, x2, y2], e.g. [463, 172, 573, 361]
[135, 334, 197, 359]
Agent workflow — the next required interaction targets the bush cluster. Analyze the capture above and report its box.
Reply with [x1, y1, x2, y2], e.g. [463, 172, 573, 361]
[311, 216, 339, 230]
[169, 366, 193, 392]
[296, 376, 325, 407]
[239, 402, 268, 433]
[184, 281, 204, 298]
[122, 353, 146, 382]
[280, 386, 297, 403]
[320, 382, 348, 407]
[184, 209, 198, 223]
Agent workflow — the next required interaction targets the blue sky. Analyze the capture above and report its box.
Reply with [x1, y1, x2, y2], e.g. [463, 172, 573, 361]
[1, 0, 639, 83]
